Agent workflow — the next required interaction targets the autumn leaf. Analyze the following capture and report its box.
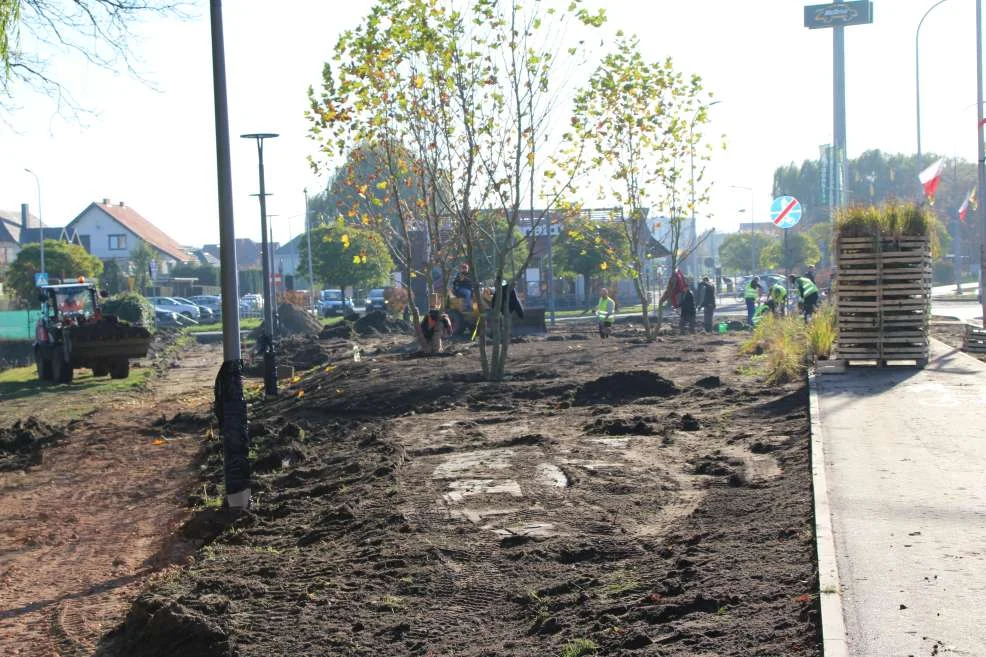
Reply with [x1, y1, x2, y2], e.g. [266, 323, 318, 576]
[600, 262, 608, 270]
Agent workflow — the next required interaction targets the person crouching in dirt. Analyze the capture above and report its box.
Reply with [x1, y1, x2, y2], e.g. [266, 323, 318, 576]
[596, 288, 615, 338]
[789, 274, 820, 321]
[678, 286, 697, 334]
[419, 309, 452, 354]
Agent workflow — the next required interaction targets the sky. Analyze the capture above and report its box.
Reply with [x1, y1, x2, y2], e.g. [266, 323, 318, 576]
[0, 0, 981, 250]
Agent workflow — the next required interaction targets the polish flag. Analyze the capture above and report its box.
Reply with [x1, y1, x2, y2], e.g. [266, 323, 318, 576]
[918, 158, 945, 204]
[959, 187, 977, 222]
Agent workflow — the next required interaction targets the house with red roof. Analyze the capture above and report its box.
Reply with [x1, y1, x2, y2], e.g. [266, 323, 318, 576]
[65, 199, 193, 274]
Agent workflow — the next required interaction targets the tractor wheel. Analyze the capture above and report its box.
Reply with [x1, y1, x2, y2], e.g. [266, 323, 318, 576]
[447, 309, 469, 337]
[92, 363, 109, 377]
[51, 352, 73, 384]
[36, 349, 53, 381]
[109, 359, 130, 379]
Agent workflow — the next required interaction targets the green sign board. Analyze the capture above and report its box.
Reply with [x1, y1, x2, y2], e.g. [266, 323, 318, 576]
[804, 1, 873, 29]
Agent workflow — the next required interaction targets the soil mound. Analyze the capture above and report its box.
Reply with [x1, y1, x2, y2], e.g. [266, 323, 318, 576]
[250, 303, 322, 340]
[319, 323, 353, 339]
[353, 310, 413, 336]
[0, 417, 65, 471]
[573, 370, 679, 406]
[276, 335, 330, 371]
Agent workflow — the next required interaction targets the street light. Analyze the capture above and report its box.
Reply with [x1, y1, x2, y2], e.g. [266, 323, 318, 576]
[304, 188, 316, 311]
[916, 0, 953, 164]
[23, 168, 44, 275]
[689, 100, 722, 277]
[730, 185, 756, 274]
[241, 132, 279, 397]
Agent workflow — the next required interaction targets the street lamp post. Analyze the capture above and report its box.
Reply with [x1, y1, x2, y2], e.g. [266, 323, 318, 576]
[730, 185, 755, 274]
[977, 0, 986, 326]
[304, 188, 316, 311]
[24, 168, 44, 275]
[689, 101, 722, 278]
[241, 132, 279, 397]
[916, 0, 953, 164]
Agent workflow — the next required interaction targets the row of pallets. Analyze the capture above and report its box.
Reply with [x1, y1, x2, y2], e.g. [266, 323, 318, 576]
[965, 325, 986, 354]
[835, 235, 930, 366]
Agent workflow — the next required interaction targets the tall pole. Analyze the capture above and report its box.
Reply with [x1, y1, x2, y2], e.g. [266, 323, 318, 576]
[242, 133, 279, 397]
[24, 169, 44, 275]
[916, 0, 953, 165]
[977, 0, 986, 326]
[833, 25, 847, 209]
[304, 188, 315, 311]
[210, 0, 250, 511]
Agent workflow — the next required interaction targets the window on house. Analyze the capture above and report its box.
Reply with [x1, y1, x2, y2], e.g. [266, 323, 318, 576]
[108, 234, 127, 250]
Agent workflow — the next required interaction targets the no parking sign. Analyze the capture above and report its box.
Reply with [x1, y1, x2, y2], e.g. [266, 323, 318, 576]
[769, 196, 803, 229]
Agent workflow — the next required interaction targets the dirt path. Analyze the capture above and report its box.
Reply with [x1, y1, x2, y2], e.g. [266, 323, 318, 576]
[0, 341, 221, 657]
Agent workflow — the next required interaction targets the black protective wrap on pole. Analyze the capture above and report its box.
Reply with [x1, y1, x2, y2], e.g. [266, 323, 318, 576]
[214, 360, 250, 497]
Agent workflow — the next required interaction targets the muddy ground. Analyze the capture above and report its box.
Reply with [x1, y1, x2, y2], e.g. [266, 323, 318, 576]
[95, 326, 820, 657]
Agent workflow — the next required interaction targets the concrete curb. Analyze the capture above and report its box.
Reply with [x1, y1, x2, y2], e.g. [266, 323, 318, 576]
[808, 373, 849, 657]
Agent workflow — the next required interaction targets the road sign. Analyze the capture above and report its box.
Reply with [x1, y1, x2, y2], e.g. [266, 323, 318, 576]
[34, 272, 48, 287]
[804, 1, 873, 30]
[770, 196, 803, 229]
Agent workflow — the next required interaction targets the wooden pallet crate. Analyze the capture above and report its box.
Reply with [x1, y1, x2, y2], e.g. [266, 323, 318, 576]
[835, 234, 930, 365]
[964, 326, 986, 354]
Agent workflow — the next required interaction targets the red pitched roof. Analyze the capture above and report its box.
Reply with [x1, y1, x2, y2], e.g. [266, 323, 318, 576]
[80, 202, 192, 263]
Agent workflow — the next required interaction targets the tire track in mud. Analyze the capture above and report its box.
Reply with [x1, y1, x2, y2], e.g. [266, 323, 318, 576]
[0, 342, 220, 656]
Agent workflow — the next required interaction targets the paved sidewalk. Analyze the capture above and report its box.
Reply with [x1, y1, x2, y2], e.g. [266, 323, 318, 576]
[815, 339, 986, 656]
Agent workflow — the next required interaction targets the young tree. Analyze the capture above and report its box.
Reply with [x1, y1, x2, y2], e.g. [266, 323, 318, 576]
[129, 241, 157, 294]
[6, 240, 103, 303]
[308, 0, 603, 379]
[555, 35, 716, 339]
[300, 223, 394, 292]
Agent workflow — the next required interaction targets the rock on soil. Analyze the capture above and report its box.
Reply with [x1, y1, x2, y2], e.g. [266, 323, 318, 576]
[0, 417, 64, 471]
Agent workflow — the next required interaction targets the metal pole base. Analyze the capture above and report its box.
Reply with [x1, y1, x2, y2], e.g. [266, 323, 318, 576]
[263, 341, 277, 397]
[214, 360, 251, 511]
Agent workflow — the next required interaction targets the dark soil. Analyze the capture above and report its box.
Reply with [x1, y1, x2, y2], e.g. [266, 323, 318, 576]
[930, 320, 986, 363]
[353, 309, 414, 336]
[96, 330, 820, 657]
[0, 417, 65, 471]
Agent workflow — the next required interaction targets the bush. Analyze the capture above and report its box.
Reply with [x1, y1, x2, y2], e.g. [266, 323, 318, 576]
[102, 293, 155, 329]
[807, 303, 836, 359]
[741, 314, 808, 384]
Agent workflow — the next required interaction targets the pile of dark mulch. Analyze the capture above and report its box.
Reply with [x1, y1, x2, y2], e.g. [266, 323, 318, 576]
[572, 370, 680, 406]
[250, 303, 323, 340]
[0, 417, 65, 471]
[353, 310, 413, 336]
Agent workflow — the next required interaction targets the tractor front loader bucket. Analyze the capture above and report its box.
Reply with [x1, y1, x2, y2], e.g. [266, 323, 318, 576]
[510, 306, 547, 336]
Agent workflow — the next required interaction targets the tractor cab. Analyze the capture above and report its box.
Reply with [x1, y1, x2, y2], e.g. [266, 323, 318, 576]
[40, 283, 100, 326]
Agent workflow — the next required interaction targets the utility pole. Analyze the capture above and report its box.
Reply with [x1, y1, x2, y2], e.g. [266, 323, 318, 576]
[209, 0, 250, 511]
[242, 133, 279, 397]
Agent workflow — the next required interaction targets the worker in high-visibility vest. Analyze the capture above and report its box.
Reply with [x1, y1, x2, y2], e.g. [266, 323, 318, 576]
[789, 274, 820, 321]
[743, 277, 763, 326]
[769, 282, 788, 317]
[596, 288, 616, 339]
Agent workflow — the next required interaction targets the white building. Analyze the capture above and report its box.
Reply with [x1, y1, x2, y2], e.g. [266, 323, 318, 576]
[65, 199, 192, 274]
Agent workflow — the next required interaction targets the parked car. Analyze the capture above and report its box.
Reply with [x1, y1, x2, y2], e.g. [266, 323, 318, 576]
[318, 289, 354, 317]
[173, 297, 214, 322]
[239, 293, 263, 311]
[147, 296, 200, 319]
[155, 309, 194, 328]
[365, 288, 386, 312]
[189, 295, 222, 318]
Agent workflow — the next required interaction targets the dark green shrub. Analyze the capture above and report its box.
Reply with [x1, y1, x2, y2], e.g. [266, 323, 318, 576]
[102, 293, 155, 329]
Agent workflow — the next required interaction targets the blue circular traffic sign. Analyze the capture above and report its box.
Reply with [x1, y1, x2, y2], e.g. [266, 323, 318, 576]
[769, 195, 802, 229]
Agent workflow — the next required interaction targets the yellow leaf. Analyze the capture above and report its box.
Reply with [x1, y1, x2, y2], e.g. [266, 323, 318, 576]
[376, 181, 388, 190]
[152, 438, 167, 446]
[324, 365, 336, 373]
[600, 262, 608, 270]
[413, 74, 424, 88]
[291, 376, 301, 383]
[297, 390, 305, 398]
[353, 255, 361, 264]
